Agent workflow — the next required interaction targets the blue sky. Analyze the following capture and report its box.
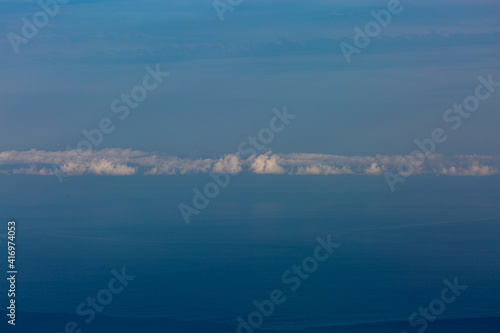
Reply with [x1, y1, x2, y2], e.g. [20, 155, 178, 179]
[0, 0, 499, 164]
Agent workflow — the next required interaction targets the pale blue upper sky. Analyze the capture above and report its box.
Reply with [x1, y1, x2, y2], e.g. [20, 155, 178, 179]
[1, 0, 499, 158]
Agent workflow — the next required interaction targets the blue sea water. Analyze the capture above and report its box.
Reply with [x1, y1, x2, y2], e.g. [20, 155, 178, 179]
[0, 174, 499, 332]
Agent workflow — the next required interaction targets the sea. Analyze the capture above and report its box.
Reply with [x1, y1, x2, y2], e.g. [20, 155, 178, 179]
[1, 174, 499, 332]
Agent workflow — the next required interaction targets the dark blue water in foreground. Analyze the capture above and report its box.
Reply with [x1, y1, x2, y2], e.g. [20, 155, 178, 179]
[1, 174, 499, 332]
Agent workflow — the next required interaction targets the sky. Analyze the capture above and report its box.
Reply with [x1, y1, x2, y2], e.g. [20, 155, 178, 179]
[1, 2, 500, 331]
[0, 0, 499, 176]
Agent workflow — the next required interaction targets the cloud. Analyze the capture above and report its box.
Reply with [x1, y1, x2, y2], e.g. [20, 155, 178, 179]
[11, 165, 55, 176]
[296, 165, 354, 175]
[212, 154, 243, 174]
[0, 149, 499, 177]
[87, 159, 137, 176]
[439, 161, 499, 176]
[143, 156, 214, 175]
[364, 163, 384, 176]
[250, 152, 285, 174]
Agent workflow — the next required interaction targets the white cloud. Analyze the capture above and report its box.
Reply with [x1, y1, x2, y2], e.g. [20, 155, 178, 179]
[0, 149, 499, 177]
[440, 161, 499, 176]
[87, 159, 137, 176]
[250, 152, 285, 174]
[364, 162, 384, 175]
[295, 165, 354, 175]
[11, 165, 55, 176]
[212, 154, 243, 174]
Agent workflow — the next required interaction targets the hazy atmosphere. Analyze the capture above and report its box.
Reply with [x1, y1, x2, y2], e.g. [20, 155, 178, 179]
[1, 0, 499, 332]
